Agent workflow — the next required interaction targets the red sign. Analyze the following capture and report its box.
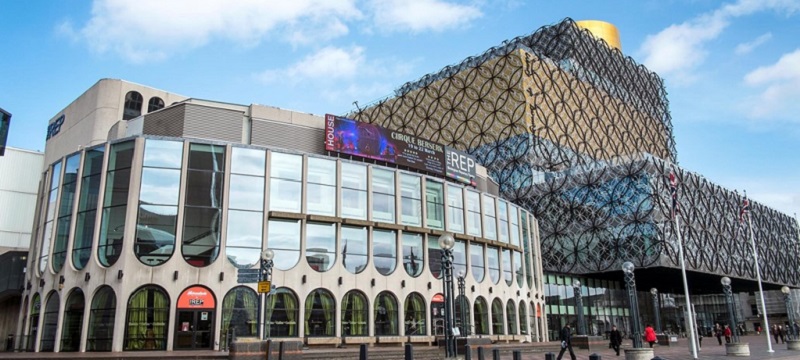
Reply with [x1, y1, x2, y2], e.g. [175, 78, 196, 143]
[177, 286, 215, 309]
[432, 293, 445, 303]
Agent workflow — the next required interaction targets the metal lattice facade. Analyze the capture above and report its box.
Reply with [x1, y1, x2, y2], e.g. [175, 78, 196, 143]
[350, 18, 800, 286]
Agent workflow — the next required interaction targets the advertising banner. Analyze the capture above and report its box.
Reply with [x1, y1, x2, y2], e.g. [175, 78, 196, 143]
[177, 286, 216, 309]
[325, 114, 445, 175]
[445, 146, 477, 186]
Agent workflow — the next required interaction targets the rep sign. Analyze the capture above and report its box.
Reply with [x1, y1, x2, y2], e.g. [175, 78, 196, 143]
[46, 114, 65, 140]
[445, 147, 477, 186]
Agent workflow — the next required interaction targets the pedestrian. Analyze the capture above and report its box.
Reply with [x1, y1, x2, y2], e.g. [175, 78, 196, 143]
[794, 322, 799, 339]
[697, 325, 704, 349]
[772, 324, 780, 344]
[779, 325, 786, 343]
[557, 323, 576, 360]
[609, 324, 622, 356]
[715, 323, 723, 345]
[724, 324, 732, 343]
[757, 325, 761, 335]
[644, 323, 657, 348]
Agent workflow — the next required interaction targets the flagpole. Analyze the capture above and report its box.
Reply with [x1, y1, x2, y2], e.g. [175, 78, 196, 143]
[675, 214, 699, 358]
[748, 210, 774, 352]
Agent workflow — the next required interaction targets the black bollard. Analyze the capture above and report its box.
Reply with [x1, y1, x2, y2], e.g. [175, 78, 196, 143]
[651, 357, 665, 360]
[588, 353, 601, 360]
[493, 348, 501, 360]
[477, 346, 486, 360]
[465, 345, 472, 360]
[544, 352, 556, 360]
[404, 343, 414, 360]
[359, 343, 368, 360]
[513, 349, 522, 360]
[265, 339, 272, 360]
[278, 341, 285, 360]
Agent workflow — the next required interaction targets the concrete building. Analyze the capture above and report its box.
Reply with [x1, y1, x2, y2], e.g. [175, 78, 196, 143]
[16, 79, 546, 353]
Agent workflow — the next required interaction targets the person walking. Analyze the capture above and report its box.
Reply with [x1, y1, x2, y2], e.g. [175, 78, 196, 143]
[644, 323, 657, 348]
[697, 325, 704, 350]
[724, 324, 732, 343]
[557, 324, 576, 360]
[609, 324, 623, 356]
[714, 323, 723, 345]
[772, 324, 780, 344]
[779, 325, 786, 343]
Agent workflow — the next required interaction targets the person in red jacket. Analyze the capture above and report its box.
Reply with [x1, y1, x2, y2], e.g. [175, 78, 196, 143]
[724, 324, 732, 343]
[644, 324, 657, 348]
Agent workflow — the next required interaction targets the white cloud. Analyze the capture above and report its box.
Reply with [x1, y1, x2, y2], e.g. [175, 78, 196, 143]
[735, 33, 772, 55]
[638, 0, 800, 84]
[741, 49, 800, 119]
[64, 0, 362, 63]
[257, 46, 367, 83]
[369, 0, 482, 33]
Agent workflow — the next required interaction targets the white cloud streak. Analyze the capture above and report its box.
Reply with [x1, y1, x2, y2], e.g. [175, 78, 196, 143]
[368, 0, 482, 33]
[735, 33, 772, 55]
[742, 49, 800, 120]
[638, 0, 800, 84]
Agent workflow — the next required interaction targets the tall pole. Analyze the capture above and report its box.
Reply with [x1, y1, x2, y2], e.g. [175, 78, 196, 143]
[650, 288, 661, 333]
[721, 277, 739, 343]
[675, 215, 699, 358]
[782, 286, 795, 340]
[259, 249, 274, 341]
[440, 234, 456, 358]
[573, 280, 585, 335]
[622, 262, 642, 348]
[457, 272, 469, 336]
[747, 212, 774, 352]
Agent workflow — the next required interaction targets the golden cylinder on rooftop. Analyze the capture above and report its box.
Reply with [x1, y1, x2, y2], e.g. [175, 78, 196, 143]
[576, 20, 621, 51]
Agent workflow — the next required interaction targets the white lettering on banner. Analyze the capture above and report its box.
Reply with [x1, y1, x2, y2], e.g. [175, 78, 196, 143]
[448, 151, 475, 174]
[187, 291, 208, 296]
[325, 114, 335, 148]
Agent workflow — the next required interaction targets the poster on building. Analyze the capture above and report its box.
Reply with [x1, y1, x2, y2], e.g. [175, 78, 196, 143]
[177, 286, 216, 309]
[444, 146, 477, 186]
[325, 114, 446, 175]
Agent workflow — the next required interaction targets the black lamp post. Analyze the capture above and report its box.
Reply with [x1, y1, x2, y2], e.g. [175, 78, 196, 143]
[258, 249, 274, 340]
[439, 233, 456, 358]
[457, 269, 469, 336]
[782, 286, 796, 340]
[573, 280, 585, 335]
[623, 261, 643, 348]
[650, 288, 661, 333]
[721, 277, 739, 343]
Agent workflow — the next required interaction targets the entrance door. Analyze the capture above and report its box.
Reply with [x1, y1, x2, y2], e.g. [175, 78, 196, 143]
[174, 310, 214, 350]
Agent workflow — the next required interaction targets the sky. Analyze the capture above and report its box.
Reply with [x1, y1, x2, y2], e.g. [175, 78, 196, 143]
[1, 0, 798, 218]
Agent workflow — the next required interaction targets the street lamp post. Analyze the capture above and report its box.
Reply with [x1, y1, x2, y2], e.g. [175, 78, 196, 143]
[650, 288, 661, 333]
[439, 233, 457, 358]
[258, 249, 275, 340]
[623, 261, 643, 348]
[721, 277, 739, 343]
[782, 286, 796, 340]
[457, 270, 469, 337]
[573, 280, 585, 335]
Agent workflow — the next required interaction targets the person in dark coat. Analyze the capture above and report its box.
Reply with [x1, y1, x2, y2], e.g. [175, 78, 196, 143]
[557, 324, 576, 360]
[715, 323, 723, 345]
[609, 324, 623, 356]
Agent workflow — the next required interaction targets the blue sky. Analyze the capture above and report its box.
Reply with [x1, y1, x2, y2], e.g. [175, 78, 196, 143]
[1, 0, 798, 218]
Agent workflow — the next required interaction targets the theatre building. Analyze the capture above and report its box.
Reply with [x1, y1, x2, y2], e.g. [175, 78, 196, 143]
[16, 79, 547, 352]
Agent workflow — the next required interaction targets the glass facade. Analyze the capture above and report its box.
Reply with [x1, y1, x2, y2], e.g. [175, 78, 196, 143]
[73, 147, 104, 270]
[183, 143, 225, 267]
[98, 141, 134, 267]
[226, 147, 265, 269]
[52, 154, 80, 272]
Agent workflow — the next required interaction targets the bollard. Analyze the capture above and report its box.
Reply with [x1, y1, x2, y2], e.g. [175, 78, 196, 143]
[404, 343, 414, 360]
[465, 345, 472, 360]
[492, 348, 501, 360]
[359, 344, 368, 360]
[588, 353, 601, 360]
[544, 352, 556, 360]
[265, 339, 272, 360]
[278, 341, 285, 360]
[477, 346, 486, 360]
[651, 357, 665, 360]
[513, 349, 522, 360]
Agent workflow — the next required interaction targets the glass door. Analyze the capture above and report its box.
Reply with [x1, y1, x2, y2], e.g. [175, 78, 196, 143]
[174, 310, 214, 349]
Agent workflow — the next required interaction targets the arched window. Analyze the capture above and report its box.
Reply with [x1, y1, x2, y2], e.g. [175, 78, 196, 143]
[268, 219, 301, 270]
[428, 235, 442, 279]
[123, 91, 143, 120]
[402, 232, 423, 277]
[502, 249, 513, 286]
[404, 293, 426, 336]
[491, 298, 504, 335]
[488, 246, 500, 284]
[514, 251, 524, 288]
[470, 242, 485, 283]
[453, 240, 467, 276]
[60, 288, 85, 352]
[341, 225, 368, 274]
[87, 286, 116, 351]
[266, 287, 299, 337]
[38, 160, 62, 275]
[455, 295, 470, 336]
[506, 300, 517, 335]
[40, 291, 60, 352]
[375, 292, 398, 336]
[519, 301, 528, 335]
[306, 222, 336, 272]
[341, 290, 368, 336]
[183, 143, 225, 267]
[124, 285, 169, 350]
[73, 146, 105, 270]
[373, 229, 396, 275]
[305, 288, 335, 337]
[147, 97, 165, 112]
[98, 141, 134, 267]
[473, 296, 489, 335]
[28, 293, 41, 351]
[52, 153, 80, 272]
[221, 286, 257, 349]
[135, 140, 183, 266]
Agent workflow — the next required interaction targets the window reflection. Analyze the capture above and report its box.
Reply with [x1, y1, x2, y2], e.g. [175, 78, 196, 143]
[230, 147, 265, 176]
[268, 219, 300, 270]
[502, 249, 513, 286]
[404, 293, 426, 335]
[307, 157, 336, 216]
[372, 168, 395, 223]
[373, 229, 396, 275]
[341, 226, 368, 274]
[269, 152, 302, 212]
[375, 292, 398, 336]
[39, 161, 62, 274]
[498, 200, 509, 243]
[483, 195, 497, 240]
[306, 222, 336, 272]
[510, 205, 520, 247]
[341, 163, 367, 219]
[425, 180, 444, 229]
[98, 141, 134, 267]
[183, 143, 225, 267]
[402, 232, 424, 277]
[453, 240, 467, 277]
[53, 153, 80, 272]
[400, 174, 421, 226]
[226, 148, 265, 269]
[514, 251, 524, 288]
[488, 246, 500, 284]
[73, 147, 105, 270]
[446, 185, 464, 234]
[428, 235, 442, 279]
[466, 190, 481, 237]
[470, 243, 485, 283]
